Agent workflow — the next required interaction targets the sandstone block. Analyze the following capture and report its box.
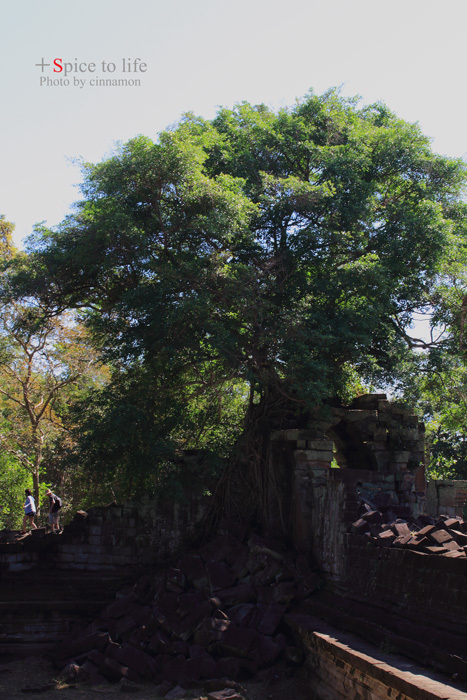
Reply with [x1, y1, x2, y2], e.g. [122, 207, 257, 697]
[257, 603, 287, 636]
[207, 691, 243, 700]
[429, 529, 453, 546]
[247, 533, 285, 560]
[217, 582, 256, 606]
[207, 560, 236, 590]
[295, 450, 333, 462]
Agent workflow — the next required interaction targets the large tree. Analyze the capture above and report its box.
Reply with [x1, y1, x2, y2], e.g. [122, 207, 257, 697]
[8, 90, 467, 506]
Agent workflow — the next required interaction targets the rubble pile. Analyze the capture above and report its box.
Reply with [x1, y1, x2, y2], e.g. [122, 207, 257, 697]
[53, 520, 321, 692]
[352, 509, 467, 557]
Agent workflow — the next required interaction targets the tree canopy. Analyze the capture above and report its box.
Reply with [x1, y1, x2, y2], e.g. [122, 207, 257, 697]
[6, 89, 467, 496]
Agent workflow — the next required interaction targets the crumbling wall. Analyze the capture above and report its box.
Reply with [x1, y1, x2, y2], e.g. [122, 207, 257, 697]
[269, 395, 467, 683]
[0, 491, 209, 659]
[269, 394, 427, 564]
[427, 479, 467, 519]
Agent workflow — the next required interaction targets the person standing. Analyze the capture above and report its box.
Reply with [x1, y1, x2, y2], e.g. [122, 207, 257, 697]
[46, 488, 61, 532]
[22, 489, 37, 534]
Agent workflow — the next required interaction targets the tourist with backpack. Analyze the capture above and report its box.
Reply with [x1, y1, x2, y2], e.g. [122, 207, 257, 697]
[46, 488, 62, 532]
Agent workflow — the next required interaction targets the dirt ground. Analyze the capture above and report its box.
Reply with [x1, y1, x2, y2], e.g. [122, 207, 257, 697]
[0, 656, 313, 700]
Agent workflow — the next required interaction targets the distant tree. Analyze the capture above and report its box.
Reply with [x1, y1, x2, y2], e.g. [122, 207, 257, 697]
[0, 453, 30, 529]
[0, 215, 15, 257]
[393, 208, 467, 480]
[0, 302, 98, 507]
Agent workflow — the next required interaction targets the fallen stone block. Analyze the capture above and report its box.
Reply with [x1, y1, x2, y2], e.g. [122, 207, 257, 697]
[439, 517, 464, 530]
[361, 510, 383, 524]
[252, 581, 274, 605]
[153, 680, 173, 697]
[442, 540, 462, 551]
[173, 599, 215, 640]
[201, 534, 244, 564]
[217, 582, 255, 606]
[100, 656, 141, 683]
[417, 524, 435, 537]
[351, 519, 370, 534]
[177, 591, 204, 618]
[250, 633, 281, 668]
[53, 631, 110, 665]
[114, 614, 139, 639]
[181, 652, 216, 681]
[212, 624, 258, 658]
[390, 522, 411, 537]
[210, 657, 241, 681]
[109, 642, 153, 678]
[271, 581, 296, 604]
[369, 523, 384, 536]
[164, 684, 187, 699]
[450, 529, 467, 545]
[158, 654, 189, 683]
[207, 690, 244, 700]
[257, 603, 286, 636]
[58, 662, 84, 684]
[247, 534, 285, 561]
[227, 603, 257, 628]
[148, 629, 172, 654]
[171, 640, 190, 657]
[87, 649, 106, 668]
[228, 546, 250, 580]
[429, 529, 453, 546]
[102, 593, 138, 620]
[374, 530, 396, 547]
[166, 568, 186, 592]
[154, 593, 181, 623]
[189, 643, 206, 658]
[255, 555, 281, 585]
[424, 546, 449, 555]
[207, 560, 236, 590]
[178, 554, 210, 590]
[393, 534, 412, 547]
[79, 659, 102, 682]
[407, 535, 430, 550]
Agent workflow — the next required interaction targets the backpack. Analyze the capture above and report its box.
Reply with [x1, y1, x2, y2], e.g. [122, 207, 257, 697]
[52, 496, 62, 512]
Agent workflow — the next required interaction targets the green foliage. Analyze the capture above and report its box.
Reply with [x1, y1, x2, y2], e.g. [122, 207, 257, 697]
[0, 454, 30, 529]
[5, 89, 467, 494]
[425, 425, 467, 480]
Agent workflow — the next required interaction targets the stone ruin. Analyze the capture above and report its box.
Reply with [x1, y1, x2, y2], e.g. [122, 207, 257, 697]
[52, 523, 322, 691]
[1, 393, 467, 699]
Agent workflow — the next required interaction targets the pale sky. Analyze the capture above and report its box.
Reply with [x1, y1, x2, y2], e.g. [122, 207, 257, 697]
[1, 0, 467, 248]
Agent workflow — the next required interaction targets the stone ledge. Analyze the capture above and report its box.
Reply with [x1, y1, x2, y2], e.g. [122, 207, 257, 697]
[286, 614, 467, 700]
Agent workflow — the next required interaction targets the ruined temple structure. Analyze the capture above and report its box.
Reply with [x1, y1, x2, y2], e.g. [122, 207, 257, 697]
[268, 393, 467, 697]
[268, 393, 427, 552]
[1, 394, 467, 699]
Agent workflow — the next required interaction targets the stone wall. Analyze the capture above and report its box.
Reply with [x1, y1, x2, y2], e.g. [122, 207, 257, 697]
[0, 495, 208, 577]
[270, 394, 427, 560]
[427, 479, 467, 519]
[267, 395, 467, 684]
[0, 493, 208, 660]
[286, 615, 467, 700]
